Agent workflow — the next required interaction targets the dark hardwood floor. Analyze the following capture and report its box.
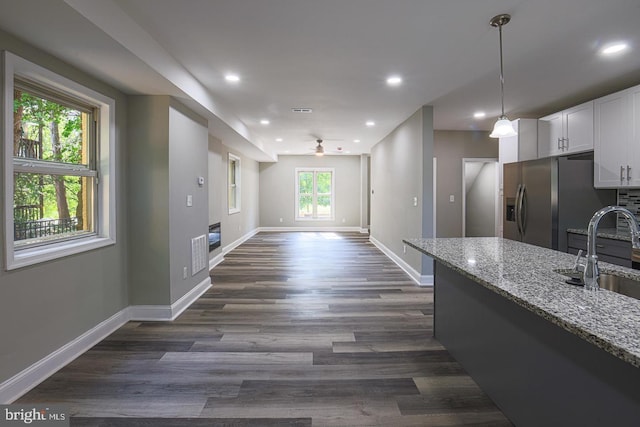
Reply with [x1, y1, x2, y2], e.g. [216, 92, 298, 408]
[17, 232, 512, 426]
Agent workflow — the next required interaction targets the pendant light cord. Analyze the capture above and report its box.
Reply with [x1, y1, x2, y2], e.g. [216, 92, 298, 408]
[498, 22, 505, 118]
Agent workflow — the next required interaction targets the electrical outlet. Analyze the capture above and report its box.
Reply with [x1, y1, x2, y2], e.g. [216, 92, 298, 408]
[342, 218, 346, 223]
[279, 217, 283, 223]
[186, 195, 193, 207]
[183, 266, 188, 279]
[449, 195, 455, 203]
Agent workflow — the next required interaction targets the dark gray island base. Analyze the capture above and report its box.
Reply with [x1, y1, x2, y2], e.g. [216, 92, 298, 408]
[404, 237, 640, 427]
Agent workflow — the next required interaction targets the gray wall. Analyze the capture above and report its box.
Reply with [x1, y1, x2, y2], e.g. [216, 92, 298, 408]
[465, 162, 497, 237]
[259, 155, 361, 228]
[127, 96, 209, 305]
[0, 30, 129, 385]
[370, 106, 434, 276]
[127, 96, 171, 305]
[168, 103, 210, 302]
[434, 130, 498, 237]
[208, 137, 260, 252]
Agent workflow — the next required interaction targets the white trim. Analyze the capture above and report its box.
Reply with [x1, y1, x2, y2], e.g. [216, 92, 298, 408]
[3, 51, 117, 270]
[222, 227, 259, 254]
[209, 252, 224, 270]
[369, 235, 433, 286]
[294, 167, 335, 221]
[259, 226, 361, 233]
[0, 309, 129, 403]
[228, 153, 241, 214]
[0, 276, 212, 403]
[359, 228, 370, 234]
[433, 157, 437, 237]
[129, 277, 211, 321]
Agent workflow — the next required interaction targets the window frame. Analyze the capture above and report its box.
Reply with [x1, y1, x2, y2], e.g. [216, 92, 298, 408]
[3, 51, 116, 270]
[228, 153, 241, 214]
[295, 167, 335, 221]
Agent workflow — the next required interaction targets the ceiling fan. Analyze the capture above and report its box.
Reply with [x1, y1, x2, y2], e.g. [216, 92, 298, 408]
[310, 138, 345, 156]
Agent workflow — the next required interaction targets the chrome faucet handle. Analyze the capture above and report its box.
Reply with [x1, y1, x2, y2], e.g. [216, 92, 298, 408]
[573, 249, 586, 273]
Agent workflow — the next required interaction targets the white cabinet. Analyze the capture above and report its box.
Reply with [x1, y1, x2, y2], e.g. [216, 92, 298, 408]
[594, 84, 640, 188]
[538, 101, 594, 157]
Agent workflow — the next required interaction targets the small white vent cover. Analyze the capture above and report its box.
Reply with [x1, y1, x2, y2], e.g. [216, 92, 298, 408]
[291, 108, 313, 113]
[191, 234, 208, 275]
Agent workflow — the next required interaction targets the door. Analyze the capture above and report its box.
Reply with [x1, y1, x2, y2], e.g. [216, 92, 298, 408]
[503, 162, 521, 241]
[463, 160, 498, 237]
[521, 158, 554, 249]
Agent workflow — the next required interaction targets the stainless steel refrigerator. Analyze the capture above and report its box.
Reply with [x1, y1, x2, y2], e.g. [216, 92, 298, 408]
[503, 153, 616, 252]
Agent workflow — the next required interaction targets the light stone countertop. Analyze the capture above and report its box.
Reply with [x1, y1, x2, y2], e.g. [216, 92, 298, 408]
[403, 237, 640, 368]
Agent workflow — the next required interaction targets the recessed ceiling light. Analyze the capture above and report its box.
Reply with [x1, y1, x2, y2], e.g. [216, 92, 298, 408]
[601, 42, 629, 55]
[225, 74, 240, 83]
[386, 75, 403, 86]
[275, 138, 283, 142]
[353, 139, 361, 143]
[365, 121, 375, 127]
[260, 119, 270, 125]
[474, 111, 486, 119]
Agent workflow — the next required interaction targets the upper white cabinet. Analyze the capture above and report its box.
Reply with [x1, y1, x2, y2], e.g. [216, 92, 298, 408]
[594, 84, 640, 188]
[538, 101, 594, 158]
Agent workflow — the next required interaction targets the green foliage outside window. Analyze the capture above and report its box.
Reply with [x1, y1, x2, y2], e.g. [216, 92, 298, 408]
[13, 90, 86, 224]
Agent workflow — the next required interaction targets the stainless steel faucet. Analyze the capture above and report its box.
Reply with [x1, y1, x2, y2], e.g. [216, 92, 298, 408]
[574, 206, 640, 291]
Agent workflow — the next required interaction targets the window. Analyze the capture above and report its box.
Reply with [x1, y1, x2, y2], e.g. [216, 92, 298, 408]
[3, 51, 116, 270]
[228, 153, 240, 214]
[295, 168, 334, 220]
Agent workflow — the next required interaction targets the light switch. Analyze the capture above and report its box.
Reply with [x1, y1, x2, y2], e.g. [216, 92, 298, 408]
[449, 195, 455, 203]
[186, 195, 193, 207]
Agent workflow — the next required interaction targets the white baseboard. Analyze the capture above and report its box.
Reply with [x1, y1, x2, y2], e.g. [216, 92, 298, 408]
[0, 309, 129, 404]
[129, 277, 211, 321]
[209, 252, 224, 271]
[258, 226, 362, 232]
[369, 235, 433, 286]
[222, 228, 259, 254]
[0, 278, 212, 403]
[359, 228, 370, 234]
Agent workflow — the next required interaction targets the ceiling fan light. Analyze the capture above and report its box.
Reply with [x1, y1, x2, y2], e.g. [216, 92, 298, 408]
[489, 117, 517, 138]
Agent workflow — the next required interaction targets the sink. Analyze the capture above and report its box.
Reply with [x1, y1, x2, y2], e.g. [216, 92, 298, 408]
[555, 269, 640, 301]
[598, 274, 640, 301]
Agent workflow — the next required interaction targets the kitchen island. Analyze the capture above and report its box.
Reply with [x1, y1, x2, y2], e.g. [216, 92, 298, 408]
[404, 237, 640, 427]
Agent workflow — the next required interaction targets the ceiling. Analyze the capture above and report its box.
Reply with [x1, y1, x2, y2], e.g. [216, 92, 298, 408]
[1, 0, 639, 161]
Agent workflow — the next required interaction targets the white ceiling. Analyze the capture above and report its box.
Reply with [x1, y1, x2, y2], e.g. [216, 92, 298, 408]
[1, 0, 639, 161]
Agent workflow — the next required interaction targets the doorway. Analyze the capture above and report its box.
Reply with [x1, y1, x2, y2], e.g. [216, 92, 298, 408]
[462, 158, 499, 237]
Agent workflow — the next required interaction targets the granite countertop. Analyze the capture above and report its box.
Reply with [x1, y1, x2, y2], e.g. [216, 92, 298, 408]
[403, 237, 640, 368]
[567, 227, 632, 242]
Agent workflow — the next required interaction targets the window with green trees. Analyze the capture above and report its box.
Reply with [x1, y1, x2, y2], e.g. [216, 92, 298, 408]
[295, 168, 334, 220]
[13, 81, 95, 247]
[4, 51, 115, 270]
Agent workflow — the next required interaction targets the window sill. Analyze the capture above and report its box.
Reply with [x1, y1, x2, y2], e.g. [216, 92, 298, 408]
[7, 236, 116, 270]
[295, 218, 335, 222]
[228, 209, 241, 215]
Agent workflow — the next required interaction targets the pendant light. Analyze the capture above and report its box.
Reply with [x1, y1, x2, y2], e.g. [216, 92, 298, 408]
[489, 13, 517, 138]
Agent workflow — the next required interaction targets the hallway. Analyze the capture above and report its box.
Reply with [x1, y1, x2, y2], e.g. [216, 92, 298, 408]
[18, 232, 510, 426]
